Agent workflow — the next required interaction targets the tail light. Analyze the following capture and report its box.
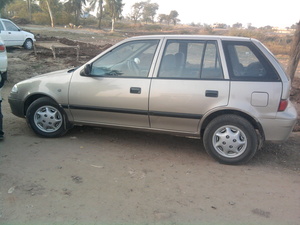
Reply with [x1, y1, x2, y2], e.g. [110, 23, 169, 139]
[278, 99, 288, 112]
[0, 44, 5, 52]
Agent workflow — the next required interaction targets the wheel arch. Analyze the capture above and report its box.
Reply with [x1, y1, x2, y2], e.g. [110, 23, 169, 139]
[200, 109, 265, 141]
[25, 95, 72, 137]
[24, 94, 61, 116]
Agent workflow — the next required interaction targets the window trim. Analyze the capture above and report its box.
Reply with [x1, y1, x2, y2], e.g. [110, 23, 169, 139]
[90, 39, 160, 78]
[157, 39, 224, 80]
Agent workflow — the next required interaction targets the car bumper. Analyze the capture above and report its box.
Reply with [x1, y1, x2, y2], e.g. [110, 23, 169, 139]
[8, 97, 25, 118]
[0, 56, 7, 73]
[260, 103, 298, 141]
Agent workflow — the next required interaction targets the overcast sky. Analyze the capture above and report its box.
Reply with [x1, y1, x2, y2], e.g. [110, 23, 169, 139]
[122, 0, 300, 28]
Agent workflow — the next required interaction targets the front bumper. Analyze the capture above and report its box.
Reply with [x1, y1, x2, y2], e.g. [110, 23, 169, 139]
[8, 96, 25, 118]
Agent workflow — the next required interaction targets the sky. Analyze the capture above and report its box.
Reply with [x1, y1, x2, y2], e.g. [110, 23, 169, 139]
[122, 0, 300, 28]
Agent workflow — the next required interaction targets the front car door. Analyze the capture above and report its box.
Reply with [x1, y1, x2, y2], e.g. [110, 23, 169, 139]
[149, 38, 230, 134]
[68, 38, 160, 128]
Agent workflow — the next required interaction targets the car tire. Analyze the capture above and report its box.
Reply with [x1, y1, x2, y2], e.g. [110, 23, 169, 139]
[23, 38, 33, 50]
[26, 97, 69, 138]
[203, 115, 258, 165]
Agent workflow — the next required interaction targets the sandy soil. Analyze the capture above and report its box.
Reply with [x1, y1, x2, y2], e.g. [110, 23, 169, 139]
[0, 34, 299, 225]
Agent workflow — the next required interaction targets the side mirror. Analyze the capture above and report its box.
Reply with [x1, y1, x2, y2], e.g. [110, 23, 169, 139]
[80, 64, 91, 76]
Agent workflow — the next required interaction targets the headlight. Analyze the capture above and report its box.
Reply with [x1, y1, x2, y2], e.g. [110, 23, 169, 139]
[11, 84, 18, 93]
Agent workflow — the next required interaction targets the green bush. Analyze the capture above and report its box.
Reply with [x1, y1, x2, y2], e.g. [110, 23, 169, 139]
[55, 12, 74, 26]
[32, 12, 50, 25]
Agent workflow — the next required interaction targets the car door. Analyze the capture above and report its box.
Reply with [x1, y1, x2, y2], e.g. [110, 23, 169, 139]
[0, 20, 24, 46]
[149, 39, 230, 134]
[68, 39, 160, 128]
[222, 40, 283, 119]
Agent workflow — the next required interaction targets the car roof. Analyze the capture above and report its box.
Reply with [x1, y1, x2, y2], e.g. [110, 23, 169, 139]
[127, 35, 252, 42]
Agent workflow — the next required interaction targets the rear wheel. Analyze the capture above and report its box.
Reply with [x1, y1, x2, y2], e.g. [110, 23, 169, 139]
[26, 97, 69, 137]
[203, 115, 258, 164]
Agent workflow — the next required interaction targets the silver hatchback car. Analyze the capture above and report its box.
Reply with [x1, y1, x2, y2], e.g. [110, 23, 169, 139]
[8, 35, 297, 164]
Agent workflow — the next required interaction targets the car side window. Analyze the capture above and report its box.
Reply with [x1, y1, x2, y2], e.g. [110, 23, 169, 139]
[3, 21, 19, 31]
[222, 41, 280, 81]
[91, 40, 159, 77]
[158, 40, 223, 79]
[0, 22, 4, 31]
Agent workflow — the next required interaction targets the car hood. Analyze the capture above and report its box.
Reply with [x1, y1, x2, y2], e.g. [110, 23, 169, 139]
[12, 68, 78, 105]
[15, 68, 75, 89]
[31, 68, 74, 79]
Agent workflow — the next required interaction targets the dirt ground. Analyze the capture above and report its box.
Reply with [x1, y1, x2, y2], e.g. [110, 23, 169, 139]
[0, 31, 300, 225]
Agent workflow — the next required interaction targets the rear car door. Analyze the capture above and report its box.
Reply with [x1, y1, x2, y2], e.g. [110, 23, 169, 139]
[222, 40, 283, 123]
[149, 39, 230, 134]
[68, 39, 160, 128]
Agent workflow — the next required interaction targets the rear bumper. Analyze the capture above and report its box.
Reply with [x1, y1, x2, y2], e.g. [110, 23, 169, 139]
[259, 103, 298, 141]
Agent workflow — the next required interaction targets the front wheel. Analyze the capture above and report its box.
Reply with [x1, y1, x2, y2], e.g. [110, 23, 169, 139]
[23, 39, 33, 50]
[26, 97, 69, 137]
[203, 115, 258, 165]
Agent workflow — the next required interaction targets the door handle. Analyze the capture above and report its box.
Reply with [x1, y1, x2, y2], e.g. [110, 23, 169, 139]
[205, 90, 218, 97]
[130, 87, 141, 94]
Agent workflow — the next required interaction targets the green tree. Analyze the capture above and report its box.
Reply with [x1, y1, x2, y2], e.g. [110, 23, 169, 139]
[5, 0, 30, 19]
[130, 1, 145, 24]
[0, 0, 13, 13]
[65, 0, 86, 25]
[26, 0, 32, 21]
[38, 0, 58, 27]
[287, 21, 300, 82]
[157, 13, 170, 25]
[169, 10, 179, 25]
[104, 0, 123, 32]
[142, 0, 158, 24]
[89, 0, 103, 29]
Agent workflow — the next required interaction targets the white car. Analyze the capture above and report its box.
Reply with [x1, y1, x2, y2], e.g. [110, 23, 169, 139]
[0, 37, 7, 76]
[0, 18, 35, 50]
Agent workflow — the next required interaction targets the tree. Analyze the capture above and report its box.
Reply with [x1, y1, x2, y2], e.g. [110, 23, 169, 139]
[26, 0, 32, 21]
[89, 0, 104, 29]
[142, 0, 158, 24]
[5, 0, 30, 19]
[39, 0, 56, 27]
[65, 0, 86, 25]
[169, 10, 179, 25]
[130, 1, 145, 24]
[232, 22, 242, 29]
[104, 0, 123, 32]
[287, 21, 300, 82]
[158, 13, 170, 25]
[0, 0, 13, 12]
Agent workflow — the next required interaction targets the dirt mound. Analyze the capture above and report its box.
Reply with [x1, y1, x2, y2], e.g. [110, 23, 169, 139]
[36, 35, 112, 62]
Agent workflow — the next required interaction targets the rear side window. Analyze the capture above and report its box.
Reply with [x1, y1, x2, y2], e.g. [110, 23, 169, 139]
[222, 41, 280, 81]
[158, 40, 223, 79]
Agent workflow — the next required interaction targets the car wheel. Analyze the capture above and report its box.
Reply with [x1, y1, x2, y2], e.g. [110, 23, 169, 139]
[23, 39, 33, 50]
[26, 97, 69, 137]
[203, 115, 258, 165]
